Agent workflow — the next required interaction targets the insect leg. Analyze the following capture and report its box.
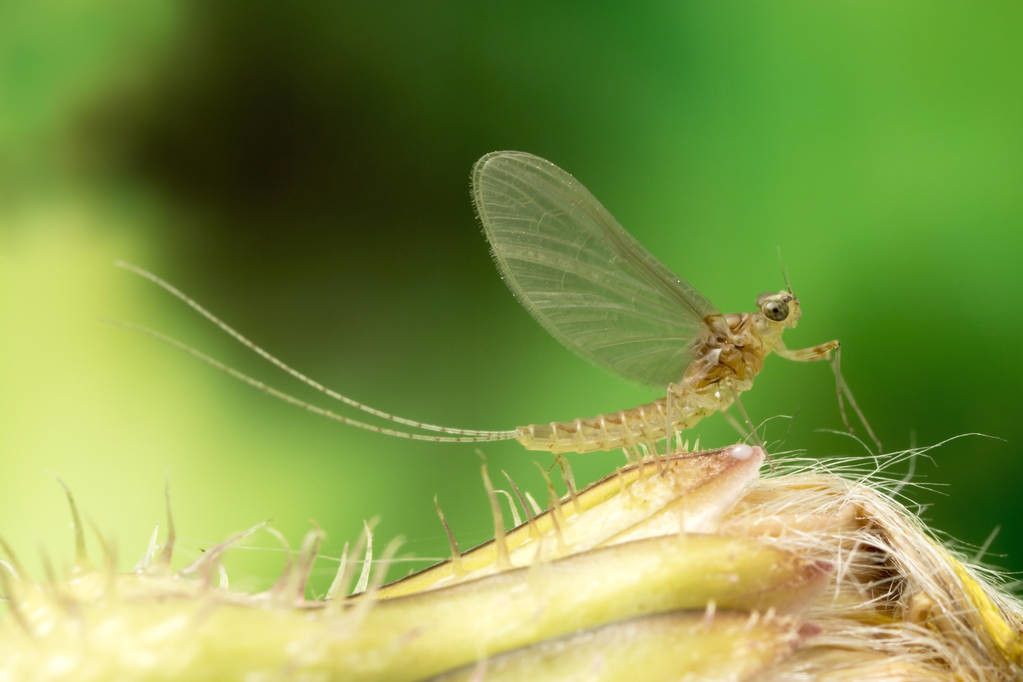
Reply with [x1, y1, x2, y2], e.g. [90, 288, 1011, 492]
[830, 346, 883, 453]
[776, 339, 839, 362]
[664, 383, 688, 455]
[723, 410, 750, 443]
[652, 399, 668, 458]
[662, 387, 674, 455]
[828, 343, 854, 436]
[732, 396, 767, 451]
[778, 339, 882, 453]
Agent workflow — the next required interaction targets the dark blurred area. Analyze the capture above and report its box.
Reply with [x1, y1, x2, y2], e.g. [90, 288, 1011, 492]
[3, 1, 1021, 587]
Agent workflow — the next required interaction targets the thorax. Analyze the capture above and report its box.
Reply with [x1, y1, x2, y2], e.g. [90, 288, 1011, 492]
[682, 312, 777, 393]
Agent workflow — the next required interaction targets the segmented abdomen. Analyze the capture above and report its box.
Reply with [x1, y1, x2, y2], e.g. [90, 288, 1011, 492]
[516, 394, 719, 454]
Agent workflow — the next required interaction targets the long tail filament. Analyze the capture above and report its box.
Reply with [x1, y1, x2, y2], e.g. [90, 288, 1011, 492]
[114, 262, 517, 444]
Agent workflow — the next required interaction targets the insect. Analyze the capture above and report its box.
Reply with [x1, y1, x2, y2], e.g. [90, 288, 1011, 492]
[118, 151, 878, 458]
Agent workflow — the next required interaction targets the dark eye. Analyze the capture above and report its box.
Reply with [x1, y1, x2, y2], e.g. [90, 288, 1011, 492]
[764, 300, 789, 322]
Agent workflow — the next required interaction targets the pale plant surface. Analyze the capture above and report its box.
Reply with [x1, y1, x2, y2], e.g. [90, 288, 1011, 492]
[1, 443, 1020, 681]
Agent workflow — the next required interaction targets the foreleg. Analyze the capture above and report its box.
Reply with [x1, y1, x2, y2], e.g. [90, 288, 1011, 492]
[830, 345, 883, 453]
[778, 340, 882, 453]
[733, 395, 767, 451]
[775, 339, 839, 363]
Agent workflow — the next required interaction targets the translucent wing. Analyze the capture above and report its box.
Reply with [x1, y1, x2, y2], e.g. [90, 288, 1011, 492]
[473, 151, 720, 388]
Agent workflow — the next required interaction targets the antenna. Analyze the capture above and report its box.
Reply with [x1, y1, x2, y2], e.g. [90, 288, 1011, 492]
[776, 246, 793, 295]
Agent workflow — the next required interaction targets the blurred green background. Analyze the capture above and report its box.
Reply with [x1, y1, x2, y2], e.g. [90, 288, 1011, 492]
[2, 1, 1021, 592]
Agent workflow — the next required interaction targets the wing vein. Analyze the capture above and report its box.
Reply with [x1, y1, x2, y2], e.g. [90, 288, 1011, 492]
[474, 151, 718, 387]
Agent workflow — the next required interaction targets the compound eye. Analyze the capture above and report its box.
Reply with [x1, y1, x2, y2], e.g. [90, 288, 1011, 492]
[763, 300, 789, 322]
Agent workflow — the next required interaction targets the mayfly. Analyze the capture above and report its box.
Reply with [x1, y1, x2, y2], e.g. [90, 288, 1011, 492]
[118, 151, 878, 457]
